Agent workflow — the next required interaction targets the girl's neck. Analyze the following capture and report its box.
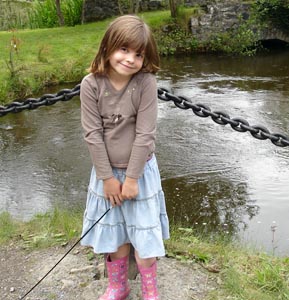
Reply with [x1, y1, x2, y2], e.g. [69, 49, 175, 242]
[107, 69, 132, 91]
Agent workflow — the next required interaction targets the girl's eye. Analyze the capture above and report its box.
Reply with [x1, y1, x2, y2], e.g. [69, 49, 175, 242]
[120, 47, 127, 52]
[136, 53, 144, 58]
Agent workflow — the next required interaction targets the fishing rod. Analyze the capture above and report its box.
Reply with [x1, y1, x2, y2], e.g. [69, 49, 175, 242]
[19, 207, 111, 300]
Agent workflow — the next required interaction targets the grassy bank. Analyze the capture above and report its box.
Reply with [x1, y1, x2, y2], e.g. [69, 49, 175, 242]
[0, 11, 171, 104]
[1, 209, 289, 300]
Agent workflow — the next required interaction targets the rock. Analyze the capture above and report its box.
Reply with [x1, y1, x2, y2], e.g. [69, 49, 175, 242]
[70, 265, 95, 274]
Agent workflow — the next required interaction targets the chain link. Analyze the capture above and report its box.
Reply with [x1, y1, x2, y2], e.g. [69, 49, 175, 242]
[1, 85, 288, 147]
[0, 84, 81, 116]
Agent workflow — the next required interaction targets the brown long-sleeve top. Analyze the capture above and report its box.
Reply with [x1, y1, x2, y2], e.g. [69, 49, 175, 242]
[80, 72, 158, 180]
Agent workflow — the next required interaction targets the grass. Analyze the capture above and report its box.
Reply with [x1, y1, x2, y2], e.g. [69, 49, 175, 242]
[0, 10, 171, 104]
[0, 207, 83, 248]
[165, 224, 289, 300]
[0, 212, 17, 243]
[1, 208, 289, 299]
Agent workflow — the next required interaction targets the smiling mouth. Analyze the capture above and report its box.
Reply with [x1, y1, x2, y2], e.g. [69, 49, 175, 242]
[119, 63, 134, 69]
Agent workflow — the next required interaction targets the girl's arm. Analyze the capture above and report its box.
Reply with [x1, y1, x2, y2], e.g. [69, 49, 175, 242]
[80, 75, 114, 180]
[81, 76, 123, 205]
[122, 74, 158, 198]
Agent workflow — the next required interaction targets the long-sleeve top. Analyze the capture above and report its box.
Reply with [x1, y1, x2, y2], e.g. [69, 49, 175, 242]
[80, 71, 158, 180]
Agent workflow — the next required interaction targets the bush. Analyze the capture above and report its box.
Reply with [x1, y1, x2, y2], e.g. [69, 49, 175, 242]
[253, 0, 289, 32]
[28, 0, 83, 29]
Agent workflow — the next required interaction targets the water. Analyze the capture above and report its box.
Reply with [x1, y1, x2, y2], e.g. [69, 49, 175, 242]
[1, 51, 289, 255]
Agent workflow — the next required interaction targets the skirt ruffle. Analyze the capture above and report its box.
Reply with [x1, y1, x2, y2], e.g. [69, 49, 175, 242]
[80, 155, 170, 259]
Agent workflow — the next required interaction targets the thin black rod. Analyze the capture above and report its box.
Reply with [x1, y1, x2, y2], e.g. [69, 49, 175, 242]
[19, 207, 111, 300]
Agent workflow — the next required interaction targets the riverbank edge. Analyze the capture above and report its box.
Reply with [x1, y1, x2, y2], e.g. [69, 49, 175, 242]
[1, 209, 289, 299]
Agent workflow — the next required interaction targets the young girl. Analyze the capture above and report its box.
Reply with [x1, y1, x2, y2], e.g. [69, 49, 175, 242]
[80, 15, 169, 300]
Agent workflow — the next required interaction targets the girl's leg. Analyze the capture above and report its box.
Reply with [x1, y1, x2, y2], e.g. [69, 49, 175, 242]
[110, 243, 131, 261]
[99, 244, 131, 300]
[135, 251, 159, 300]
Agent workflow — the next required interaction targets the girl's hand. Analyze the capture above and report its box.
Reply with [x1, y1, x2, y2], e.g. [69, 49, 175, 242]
[122, 177, 139, 200]
[103, 177, 123, 207]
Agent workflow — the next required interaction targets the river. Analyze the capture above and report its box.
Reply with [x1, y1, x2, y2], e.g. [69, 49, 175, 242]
[1, 51, 289, 256]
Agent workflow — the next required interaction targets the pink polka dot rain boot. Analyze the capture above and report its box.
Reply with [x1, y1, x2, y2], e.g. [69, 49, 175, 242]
[99, 255, 130, 300]
[138, 261, 159, 300]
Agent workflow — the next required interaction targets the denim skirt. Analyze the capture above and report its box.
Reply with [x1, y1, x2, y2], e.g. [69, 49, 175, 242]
[80, 155, 170, 259]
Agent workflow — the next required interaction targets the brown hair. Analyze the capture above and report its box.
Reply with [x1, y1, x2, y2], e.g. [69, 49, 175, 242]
[89, 15, 160, 74]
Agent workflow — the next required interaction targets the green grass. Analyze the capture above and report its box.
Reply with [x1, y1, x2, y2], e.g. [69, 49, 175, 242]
[0, 10, 171, 104]
[0, 206, 83, 248]
[166, 224, 289, 300]
[0, 20, 109, 102]
[0, 212, 18, 243]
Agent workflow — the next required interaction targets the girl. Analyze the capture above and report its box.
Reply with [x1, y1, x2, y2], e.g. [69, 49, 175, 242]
[80, 15, 169, 300]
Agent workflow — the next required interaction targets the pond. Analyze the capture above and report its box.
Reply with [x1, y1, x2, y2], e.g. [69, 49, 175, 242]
[1, 51, 289, 256]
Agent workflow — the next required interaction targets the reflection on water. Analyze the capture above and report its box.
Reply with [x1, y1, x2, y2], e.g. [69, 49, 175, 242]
[1, 51, 289, 255]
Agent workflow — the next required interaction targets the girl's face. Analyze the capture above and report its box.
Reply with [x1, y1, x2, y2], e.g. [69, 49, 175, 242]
[108, 47, 144, 79]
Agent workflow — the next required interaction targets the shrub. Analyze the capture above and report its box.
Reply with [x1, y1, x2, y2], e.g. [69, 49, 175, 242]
[253, 0, 289, 32]
[28, 0, 83, 29]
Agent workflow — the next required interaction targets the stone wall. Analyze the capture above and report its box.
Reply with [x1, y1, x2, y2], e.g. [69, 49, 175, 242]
[188, 0, 289, 43]
[82, 0, 119, 23]
[189, 0, 251, 41]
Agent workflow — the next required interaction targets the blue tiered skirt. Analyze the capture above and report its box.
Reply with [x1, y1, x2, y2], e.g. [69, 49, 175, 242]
[81, 155, 170, 259]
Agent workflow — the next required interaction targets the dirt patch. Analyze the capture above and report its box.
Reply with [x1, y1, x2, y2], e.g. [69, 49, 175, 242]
[0, 242, 219, 300]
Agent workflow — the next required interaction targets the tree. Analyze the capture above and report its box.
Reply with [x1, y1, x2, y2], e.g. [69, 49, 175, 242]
[169, 0, 177, 18]
[169, 0, 184, 18]
[55, 0, 65, 26]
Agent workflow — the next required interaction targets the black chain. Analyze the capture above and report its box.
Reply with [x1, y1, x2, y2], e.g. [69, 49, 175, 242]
[1, 85, 288, 147]
[158, 88, 289, 148]
[0, 84, 81, 117]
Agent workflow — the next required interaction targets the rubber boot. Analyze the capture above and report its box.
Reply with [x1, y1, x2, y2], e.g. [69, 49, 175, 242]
[99, 255, 130, 300]
[138, 261, 159, 300]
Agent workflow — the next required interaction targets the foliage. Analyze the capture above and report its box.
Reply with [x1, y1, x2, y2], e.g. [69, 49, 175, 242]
[61, 0, 83, 27]
[206, 23, 261, 56]
[176, 5, 204, 33]
[29, 0, 83, 28]
[21, 206, 83, 249]
[0, 212, 17, 244]
[155, 22, 193, 56]
[28, 0, 58, 28]
[253, 257, 289, 296]
[252, 0, 289, 32]
[0, 1, 32, 31]
[166, 225, 289, 300]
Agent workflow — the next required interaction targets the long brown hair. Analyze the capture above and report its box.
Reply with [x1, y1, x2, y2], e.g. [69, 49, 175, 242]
[89, 15, 160, 74]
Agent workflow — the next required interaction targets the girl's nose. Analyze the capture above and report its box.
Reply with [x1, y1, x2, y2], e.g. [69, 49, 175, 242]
[126, 54, 135, 64]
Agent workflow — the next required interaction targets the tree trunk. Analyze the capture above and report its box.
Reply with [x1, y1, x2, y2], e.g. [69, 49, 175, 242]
[55, 0, 65, 26]
[169, 0, 177, 18]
